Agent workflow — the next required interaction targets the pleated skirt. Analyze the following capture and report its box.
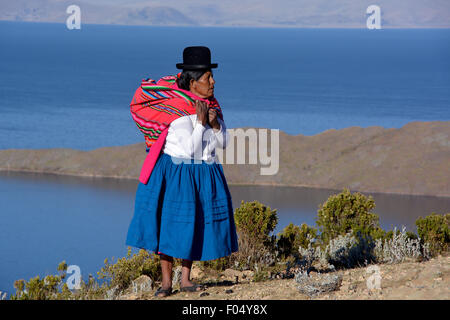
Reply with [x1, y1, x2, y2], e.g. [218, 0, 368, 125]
[125, 152, 239, 261]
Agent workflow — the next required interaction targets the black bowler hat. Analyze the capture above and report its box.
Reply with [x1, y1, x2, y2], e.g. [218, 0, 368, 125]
[176, 46, 218, 70]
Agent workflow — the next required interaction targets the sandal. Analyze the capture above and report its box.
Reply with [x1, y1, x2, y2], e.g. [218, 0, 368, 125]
[154, 286, 172, 297]
[180, 283, 204, 292]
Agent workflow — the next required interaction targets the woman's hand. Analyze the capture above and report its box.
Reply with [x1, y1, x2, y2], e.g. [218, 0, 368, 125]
[195, 100, 208, 126]
[208, 108, 220, 131]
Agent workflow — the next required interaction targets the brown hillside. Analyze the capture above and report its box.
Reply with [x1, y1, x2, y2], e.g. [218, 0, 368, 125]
[0, 121, 448, 197]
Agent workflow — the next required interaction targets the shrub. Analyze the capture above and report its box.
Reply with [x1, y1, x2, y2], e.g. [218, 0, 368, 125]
[324, 232, 376, 268]
[12, 248, 162, 300]
[374, 226, 431, 263]
[297, 240, 320, 271]
[97, 247, 161, 292]
[253, 269, 270, 282]
[231, 230, 277, 271]
[415, 213, 450, 256]
[277, 223, 317, 259]
[316, 188, 385, 246]
[383, 229, 418, 241]
[12, 275, 62, 300]
[234, 200, 278, 245]
[231, 200, 278, 270]
[201, 256, 231, 272]
[298, 231, 375, 270]
[11, 261, 104, 300]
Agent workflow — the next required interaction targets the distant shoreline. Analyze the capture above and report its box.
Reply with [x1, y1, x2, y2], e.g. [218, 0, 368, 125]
[1, 20, 450, 30]
[2, 168, 449, 200]
[1, 121, 449, 198]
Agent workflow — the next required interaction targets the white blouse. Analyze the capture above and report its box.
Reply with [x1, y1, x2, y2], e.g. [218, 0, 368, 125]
[162, 114, 229, 162]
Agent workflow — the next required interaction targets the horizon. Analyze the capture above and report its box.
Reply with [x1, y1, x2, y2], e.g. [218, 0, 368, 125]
[3, 20, 450, 30]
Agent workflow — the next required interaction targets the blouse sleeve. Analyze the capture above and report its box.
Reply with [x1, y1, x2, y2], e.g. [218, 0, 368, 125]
[212, 117, 229, 149]
[170, 116, 206, 158]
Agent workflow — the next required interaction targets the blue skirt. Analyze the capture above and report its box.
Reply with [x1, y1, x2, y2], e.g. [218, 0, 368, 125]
[125, 152, 239, 261]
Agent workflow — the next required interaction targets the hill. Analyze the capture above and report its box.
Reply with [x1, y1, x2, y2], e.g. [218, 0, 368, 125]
[0, 121, 449, 197]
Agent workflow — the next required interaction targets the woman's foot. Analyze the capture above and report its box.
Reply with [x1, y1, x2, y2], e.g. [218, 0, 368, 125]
[180, 259, 204, 292]
[154, 286, 172, 297]
[180, 280, 204, 292]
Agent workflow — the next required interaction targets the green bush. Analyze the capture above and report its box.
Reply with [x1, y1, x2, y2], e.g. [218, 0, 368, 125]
[234, 200, 278, 245]
[11, 261, 103, 300]
[277, 223, 317, 259]
[12, 274, 62, 300]
[231, 200, 278, 270]
[253, 270, 269, 282]
[98, 247, 161, 291]
[316, 188, 385, 246]
[416, 213, 450, 255]
[12, 248, 161, 300]
[201, 256, 231, 272]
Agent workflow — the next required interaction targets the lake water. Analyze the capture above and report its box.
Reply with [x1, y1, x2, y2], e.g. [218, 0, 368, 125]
[0, 22, 449, 150]
[1, 171, 449, 297]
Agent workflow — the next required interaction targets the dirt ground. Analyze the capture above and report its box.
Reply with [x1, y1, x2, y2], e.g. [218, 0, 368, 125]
[120, 254, 449, 300]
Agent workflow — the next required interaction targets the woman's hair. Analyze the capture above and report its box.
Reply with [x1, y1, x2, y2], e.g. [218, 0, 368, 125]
[176, 69, 211, 91]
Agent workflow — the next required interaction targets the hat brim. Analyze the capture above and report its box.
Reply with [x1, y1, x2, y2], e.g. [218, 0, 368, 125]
[176, 63, 218, 70]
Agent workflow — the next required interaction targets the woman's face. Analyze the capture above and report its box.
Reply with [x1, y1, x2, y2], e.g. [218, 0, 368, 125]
[189, 70, 215, 99]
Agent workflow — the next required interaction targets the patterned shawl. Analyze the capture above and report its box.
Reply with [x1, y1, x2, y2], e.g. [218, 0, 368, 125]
[130, 72, 224, 184]
[130, 72, 223, 150]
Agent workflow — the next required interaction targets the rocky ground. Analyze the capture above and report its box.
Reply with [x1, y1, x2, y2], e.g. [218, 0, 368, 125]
[118, 254, 449, 300]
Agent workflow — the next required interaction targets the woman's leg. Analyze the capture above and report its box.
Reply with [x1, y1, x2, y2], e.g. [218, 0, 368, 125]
[180, 259, 203, 291]
[160, 253, 173, 292]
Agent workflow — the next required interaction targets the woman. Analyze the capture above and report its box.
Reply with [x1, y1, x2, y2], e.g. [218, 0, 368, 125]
[126, 46, 239, 297]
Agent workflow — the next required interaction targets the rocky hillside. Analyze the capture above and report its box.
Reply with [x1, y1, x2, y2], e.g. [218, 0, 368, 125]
[0, 121, 449, 197]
